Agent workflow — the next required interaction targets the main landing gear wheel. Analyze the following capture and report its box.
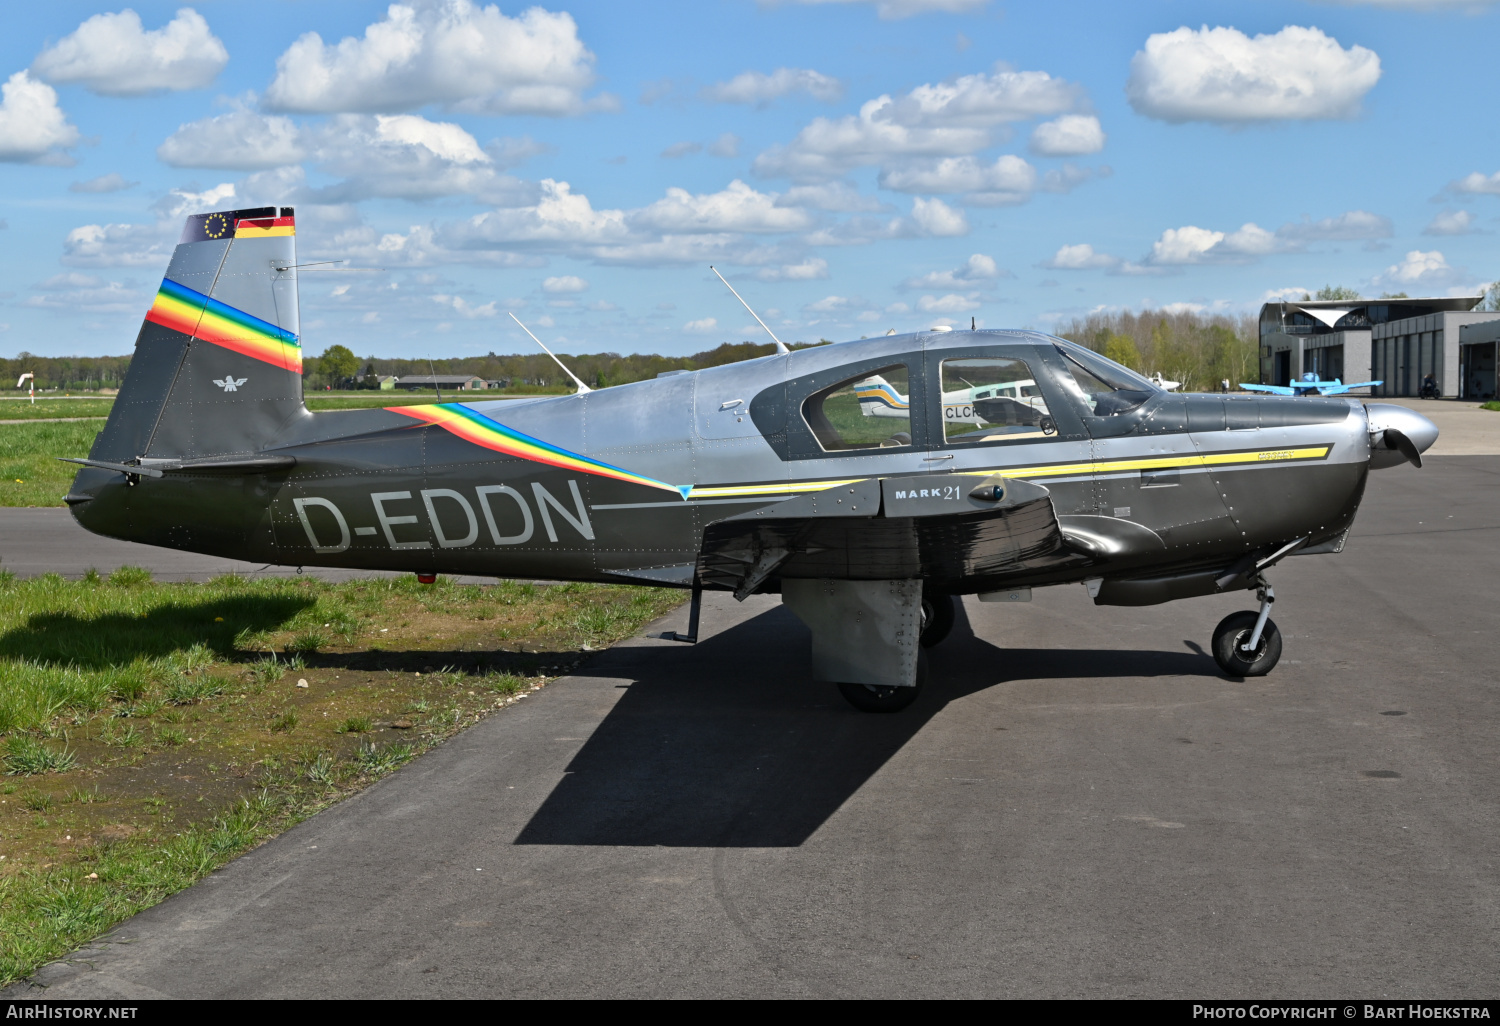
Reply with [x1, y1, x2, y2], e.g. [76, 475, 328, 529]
[837, 652, 928, 713]
[920, 592, 956, 648]
[1211, 610, 1283, 677]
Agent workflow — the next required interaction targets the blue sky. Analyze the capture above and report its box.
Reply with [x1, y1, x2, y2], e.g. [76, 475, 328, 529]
[1, 0, 1496, 359]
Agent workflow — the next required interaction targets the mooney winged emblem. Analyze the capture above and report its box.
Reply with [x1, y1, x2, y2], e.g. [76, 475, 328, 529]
[213, 377, 248, 392]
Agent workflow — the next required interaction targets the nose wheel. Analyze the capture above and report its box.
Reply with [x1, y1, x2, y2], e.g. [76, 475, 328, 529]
[1211, 578, 1282, 677]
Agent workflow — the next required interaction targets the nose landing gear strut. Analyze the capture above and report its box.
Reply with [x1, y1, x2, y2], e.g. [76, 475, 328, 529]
[1211, 576, 1283, 678]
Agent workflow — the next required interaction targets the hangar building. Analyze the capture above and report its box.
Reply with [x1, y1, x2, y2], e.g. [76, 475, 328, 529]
[1258, 295, 1497, 398]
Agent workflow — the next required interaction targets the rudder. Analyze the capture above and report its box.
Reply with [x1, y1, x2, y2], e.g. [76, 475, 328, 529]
[89, 206, 306, 463]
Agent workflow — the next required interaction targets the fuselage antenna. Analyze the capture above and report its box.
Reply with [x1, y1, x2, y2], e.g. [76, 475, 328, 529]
[710, 265, 790, 356]
[508, 311, 592, 394]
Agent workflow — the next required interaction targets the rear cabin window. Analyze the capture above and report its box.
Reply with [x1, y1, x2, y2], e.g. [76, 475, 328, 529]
[803, 364, 913, 451]
[940, 357, 1056, 444]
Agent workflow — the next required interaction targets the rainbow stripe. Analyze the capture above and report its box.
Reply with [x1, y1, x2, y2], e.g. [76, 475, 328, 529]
[144, 278, 302, 372]
[391, 403, 690, 499]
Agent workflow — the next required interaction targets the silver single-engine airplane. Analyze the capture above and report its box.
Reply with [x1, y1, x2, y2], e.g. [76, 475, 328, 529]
[64, 207, 1439, 712]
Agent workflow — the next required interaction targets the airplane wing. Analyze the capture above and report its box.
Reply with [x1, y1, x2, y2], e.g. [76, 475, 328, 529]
[696, 473, 1082, 599]
[1240, 383, 1295, 396]
[1318, 380, 1381, 396]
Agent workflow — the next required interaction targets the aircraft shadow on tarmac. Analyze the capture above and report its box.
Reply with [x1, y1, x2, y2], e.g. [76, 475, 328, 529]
[515, 601, 1219, 849]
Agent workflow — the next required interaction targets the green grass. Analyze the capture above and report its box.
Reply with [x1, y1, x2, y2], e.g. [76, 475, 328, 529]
[0, 421, 104, 507]
[1481, 401, 1500, 412]
[0, 570, 683, 987]
[4, 735, 77, 775]
[0, 789, 330, 984]
[0, 399, 115, 421]
[0, 398, 570, 508]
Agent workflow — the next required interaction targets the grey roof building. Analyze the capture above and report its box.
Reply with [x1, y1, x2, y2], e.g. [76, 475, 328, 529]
[1258, 295, 1495, 398]
[393, 374, 487, 391]
[1459, 317, 1500, 401]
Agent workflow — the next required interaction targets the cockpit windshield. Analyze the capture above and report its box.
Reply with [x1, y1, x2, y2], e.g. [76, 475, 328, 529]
[1051, 339, 1158, 417]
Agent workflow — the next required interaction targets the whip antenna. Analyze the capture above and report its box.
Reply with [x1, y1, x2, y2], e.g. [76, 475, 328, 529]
[509, 311, 591, 394]
[710, 265, 790, 355]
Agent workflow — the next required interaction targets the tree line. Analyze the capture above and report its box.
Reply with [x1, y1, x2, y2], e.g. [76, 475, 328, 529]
[16, 283, 1500, 396]
[301, 341, 829, 391]
[0, 354, 133, 392]
[0, 320, 1264, 396]
[1051, 310, 1261, 392]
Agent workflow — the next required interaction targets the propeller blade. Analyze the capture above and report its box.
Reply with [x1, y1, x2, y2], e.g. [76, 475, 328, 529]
[1384, 428, 1423, 468]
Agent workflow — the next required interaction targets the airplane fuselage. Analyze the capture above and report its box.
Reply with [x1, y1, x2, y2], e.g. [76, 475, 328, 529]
[70, 330, 1386, 599]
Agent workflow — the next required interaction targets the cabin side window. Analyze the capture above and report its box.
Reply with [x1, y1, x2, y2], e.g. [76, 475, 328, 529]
[939, 357, 1056, 444]
[801, 364, 913, 451]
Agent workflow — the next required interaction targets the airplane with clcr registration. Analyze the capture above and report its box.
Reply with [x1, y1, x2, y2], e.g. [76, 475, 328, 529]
[63, 206, 1440, 712]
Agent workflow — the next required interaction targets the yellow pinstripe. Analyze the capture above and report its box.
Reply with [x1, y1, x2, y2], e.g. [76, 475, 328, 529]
[683, 445, 1332, 500]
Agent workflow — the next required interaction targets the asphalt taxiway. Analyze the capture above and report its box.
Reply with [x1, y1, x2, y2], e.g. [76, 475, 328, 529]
[6, 457, 1499, 998]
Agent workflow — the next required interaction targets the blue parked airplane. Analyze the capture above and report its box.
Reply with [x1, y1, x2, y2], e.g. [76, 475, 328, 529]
[1240, 372, 1383, 397]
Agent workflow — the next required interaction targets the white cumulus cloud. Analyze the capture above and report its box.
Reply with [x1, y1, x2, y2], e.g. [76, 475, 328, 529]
[432, 294, 497, 318]
[916, 292, 981, 313]
[0, 72, 79, 164]
[683, 317, 719, 333]
[1261, 286, 1315, 303]
[1126, 25, 1381, 124]
[1029, 114, 1104, 156]
[263, 1, 607, 116]
[754, 67, 1079, 180]
[703, 67, 844, 105]
[1446, 170, 1500, 196]
[756, 258, 830, 281]
[631, 180, 815, 234]
[1148, 223, 1280, 264]
[1276, 209, 1393, 241]
[901, 252, 1008, 289]
[909, 196, 968, 236]
[27, 272, 145, 314]
[542, 275, 589, 293]
[157, 106, 305, 170]
[62, 222, 174, 268]
[1423, 210, 1479, 236]
[438, 179, 631, 252]
[776, 182, 886, 212]
[1375, 249, 1460, 289]
[879, 154, 1036, 204]
[1042, 243, 1120, 270]
[307, 114, 531, 204]
[32, 8, 227, 96]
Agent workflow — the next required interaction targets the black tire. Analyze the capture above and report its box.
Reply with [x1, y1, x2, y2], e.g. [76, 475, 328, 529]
[836, 652, 927, 713]
[920, 592, 956, 648]
[1211, 611, 1283, 677]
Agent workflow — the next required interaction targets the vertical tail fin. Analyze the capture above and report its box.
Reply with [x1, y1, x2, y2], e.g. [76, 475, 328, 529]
[90, 206, 305, 462]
